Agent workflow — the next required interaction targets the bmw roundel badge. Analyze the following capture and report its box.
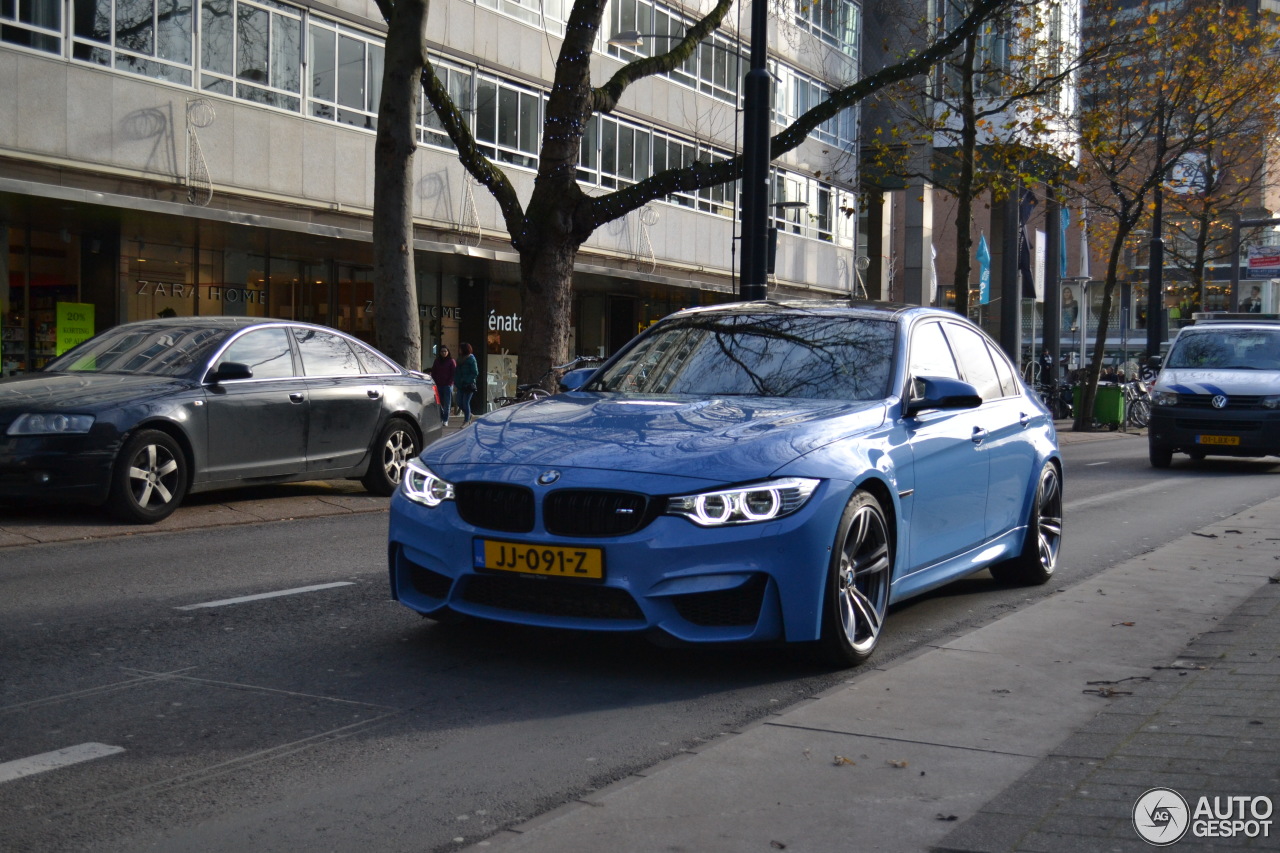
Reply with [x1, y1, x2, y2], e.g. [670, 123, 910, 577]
[537, 470, 561, 486]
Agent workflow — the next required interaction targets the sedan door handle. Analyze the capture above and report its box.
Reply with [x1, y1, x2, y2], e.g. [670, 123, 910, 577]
[1020, 412, 1031, 428]
[289, 392, 305, 403]
[366, 388, 382, 400]
[971, 427, 988, 445]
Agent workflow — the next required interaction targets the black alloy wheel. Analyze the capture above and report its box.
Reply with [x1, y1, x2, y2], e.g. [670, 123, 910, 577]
[363, 417, 418, 495]
[989, 462, 1063, 586]
[108, 429, 189, 524]
[818, 490, 893, 667]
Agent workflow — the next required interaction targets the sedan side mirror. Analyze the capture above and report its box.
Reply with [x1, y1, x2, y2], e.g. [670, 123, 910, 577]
[559, 366, 598, 392]
[207, 361, 253, 384]
[905, 376, 982, 417]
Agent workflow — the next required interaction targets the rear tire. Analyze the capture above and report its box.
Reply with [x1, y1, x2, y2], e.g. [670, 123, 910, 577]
[362, 417, 418, 496]
[990, 462, 1062, 587]
[817, 491, 893, 668]
[1149, 443, 1173, 468]
[108, 429, 188, 524]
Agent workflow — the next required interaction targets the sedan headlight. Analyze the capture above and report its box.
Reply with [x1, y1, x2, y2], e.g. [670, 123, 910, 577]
[401, 457, 455, 507]
[1151, 390, 1179, 407]
[666, 478, 820, 527]
[7, 413, 96, 435]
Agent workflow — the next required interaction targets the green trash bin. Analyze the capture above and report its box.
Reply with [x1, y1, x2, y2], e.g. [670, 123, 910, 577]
[1073, 384, 1125, 425]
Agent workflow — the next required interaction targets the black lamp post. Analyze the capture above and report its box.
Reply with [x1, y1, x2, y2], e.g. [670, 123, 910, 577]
[739, 0, 772, 301]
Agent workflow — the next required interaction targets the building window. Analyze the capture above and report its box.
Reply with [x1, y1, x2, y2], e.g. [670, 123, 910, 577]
[3, 0, 61, 54]
[420, 58, 473, 150]
[308, 20, 383, 130]
[772, 64, 856, 148]
[72, 0, 195, 84]
[605, 0, 742, 105]
[477, 0, 570, 37]
[200, 0, 302, 111]
[474, 73, 541, 169]
[793, 0, 858, 59]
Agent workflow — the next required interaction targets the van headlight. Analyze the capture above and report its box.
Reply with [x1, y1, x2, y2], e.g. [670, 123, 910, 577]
[1151, 390, 1179, 406]
[401, 458, 455, 507]
[1262, 395, 1280, 410]
[666, 478, 820, 527]
[7, 413, 96, 435]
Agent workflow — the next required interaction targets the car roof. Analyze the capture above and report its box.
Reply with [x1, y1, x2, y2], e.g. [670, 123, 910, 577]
[671, 299, 946, 323]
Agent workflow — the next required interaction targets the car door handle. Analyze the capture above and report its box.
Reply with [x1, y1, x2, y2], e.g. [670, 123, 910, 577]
[971, 427, 988, 444]
[1020, 412, 1031, 428]
[367, 388, 382, 400]
[289, 392, 305, 403]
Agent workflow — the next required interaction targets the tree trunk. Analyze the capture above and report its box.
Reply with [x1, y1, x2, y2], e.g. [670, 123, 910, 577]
[1074, 231, 1128, 430]
[372, 0, 428, 370]
[951, 34, 979, 320]
[518, 240, 577, 389]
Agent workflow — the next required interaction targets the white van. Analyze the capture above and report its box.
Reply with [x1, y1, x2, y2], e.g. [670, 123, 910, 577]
[1148, 314, 1280, 467]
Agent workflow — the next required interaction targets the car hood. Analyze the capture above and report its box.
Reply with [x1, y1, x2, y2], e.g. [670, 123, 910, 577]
[0, 372, 196, 412]
[1157, 368, 1280, 396]
[424, 392, 887, 482]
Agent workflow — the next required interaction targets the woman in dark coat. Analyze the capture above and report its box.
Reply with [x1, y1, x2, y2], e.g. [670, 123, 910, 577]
[429, 345, 456, 425]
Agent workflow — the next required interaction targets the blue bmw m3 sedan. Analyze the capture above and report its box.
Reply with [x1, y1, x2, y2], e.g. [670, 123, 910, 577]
[388, 300, 1062, 666]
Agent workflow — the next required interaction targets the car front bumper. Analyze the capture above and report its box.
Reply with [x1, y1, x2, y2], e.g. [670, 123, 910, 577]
[387, 481, 851, 645]
[1148, 405, 1280, 457]
[0, 433, 117, 504]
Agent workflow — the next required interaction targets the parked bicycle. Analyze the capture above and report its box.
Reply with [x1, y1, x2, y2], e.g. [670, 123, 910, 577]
[1121, 379, 1151, 429]
[1035, 377, 1074, 420]
[492, 356, 603, 408]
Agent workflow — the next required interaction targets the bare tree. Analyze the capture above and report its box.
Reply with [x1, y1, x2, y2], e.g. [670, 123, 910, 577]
[370, 0, 1018, 382]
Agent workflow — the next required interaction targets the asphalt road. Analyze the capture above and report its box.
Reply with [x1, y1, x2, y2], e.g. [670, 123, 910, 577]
[1, 438, 1277, 852]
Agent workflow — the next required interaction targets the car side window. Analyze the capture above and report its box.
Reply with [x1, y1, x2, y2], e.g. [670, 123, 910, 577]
[350, 340, 397, 374]
[908, 322, 961, 381]
[945, 325, 1002, 401]
[987, 341, 1019, 398]
[292, 328, 364, 377]
[218, 328, 296, 380]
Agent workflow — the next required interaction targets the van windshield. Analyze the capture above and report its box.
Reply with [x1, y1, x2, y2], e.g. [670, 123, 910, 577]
[1166, 328, 1280, 370]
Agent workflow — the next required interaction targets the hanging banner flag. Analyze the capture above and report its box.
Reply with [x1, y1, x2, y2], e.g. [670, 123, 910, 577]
[977, 234, 991, 305]
[1060, 208, 1070, 278]
[1019, 190, 1038, 299]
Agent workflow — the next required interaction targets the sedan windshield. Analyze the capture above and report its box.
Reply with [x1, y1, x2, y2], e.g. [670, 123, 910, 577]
[1166, 329, 1280, 370]
[592, 313, 897, 400]
[44, 325, 229, 377]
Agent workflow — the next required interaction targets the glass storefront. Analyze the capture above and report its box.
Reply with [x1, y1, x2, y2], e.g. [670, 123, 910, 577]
[3, 225, 83, 374]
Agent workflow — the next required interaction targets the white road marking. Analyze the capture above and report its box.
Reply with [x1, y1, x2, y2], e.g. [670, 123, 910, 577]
[175, 581, 355, 610]
[1065, 483, 1161, 512]
[1086, 461, 1110, 466]
[0, 743, 124, 783]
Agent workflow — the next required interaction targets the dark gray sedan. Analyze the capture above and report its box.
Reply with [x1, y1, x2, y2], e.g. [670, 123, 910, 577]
[0, 318, 439, 523]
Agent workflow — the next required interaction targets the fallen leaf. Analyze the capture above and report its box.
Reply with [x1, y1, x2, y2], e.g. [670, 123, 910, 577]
[887, 759, 909, 768]
[770, 842, 787, 850]
[1113, 621, 1135, 627]
[1191, 531, 1217, 538]
[803, 748, 812, 760]
[833, 755, 856, 766]
[936, 814, 959, 821]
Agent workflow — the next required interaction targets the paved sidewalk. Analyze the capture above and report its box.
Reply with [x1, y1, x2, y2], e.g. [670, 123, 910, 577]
[464, 496, 1280, 853]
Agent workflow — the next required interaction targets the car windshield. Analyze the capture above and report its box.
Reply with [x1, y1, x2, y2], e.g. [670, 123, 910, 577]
[591, 312, 897, 400]
[1166, 328, 1280, 370]
[43, 325, 230, 377]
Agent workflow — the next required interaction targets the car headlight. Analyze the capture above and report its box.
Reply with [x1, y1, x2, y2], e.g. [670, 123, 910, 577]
[7, 413, 96, 435]
[666, 478, 820, 527]
[1151, 390, 1179, 407]
[1262, 395, 1280, 410]
[401, 457, 455, 507]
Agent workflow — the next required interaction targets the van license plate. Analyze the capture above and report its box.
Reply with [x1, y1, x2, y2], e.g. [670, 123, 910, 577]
[1197, 435, 1240, 446]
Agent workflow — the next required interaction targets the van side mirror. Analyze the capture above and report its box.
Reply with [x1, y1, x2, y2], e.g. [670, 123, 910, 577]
[905, 376, 982, 417]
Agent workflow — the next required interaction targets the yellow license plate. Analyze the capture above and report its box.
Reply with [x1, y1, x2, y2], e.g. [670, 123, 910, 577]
[1197, 435, 1241, 446]
[474, 539, 604, 580]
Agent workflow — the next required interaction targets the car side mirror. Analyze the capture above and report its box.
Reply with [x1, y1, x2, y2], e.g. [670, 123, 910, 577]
[905, 375, 983, 417]
[207, 361, 253, 383]
[559, 366, 598, 392]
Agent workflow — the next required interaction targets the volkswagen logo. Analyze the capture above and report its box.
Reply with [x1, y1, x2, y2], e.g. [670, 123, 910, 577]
[1212, 395, 1228, 409]
[536, 470, 561, 486]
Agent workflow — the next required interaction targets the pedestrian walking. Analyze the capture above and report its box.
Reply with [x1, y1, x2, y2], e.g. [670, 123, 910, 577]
[430, 345, 456, 426]
[455, 342, 479, 425]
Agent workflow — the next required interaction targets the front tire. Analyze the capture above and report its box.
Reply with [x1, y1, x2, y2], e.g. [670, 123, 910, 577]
[818, 490, 893, 667]
[362, 418, 418, 496]
[1149, 443, 1173, 468]
[990, 462, 1062, 587]
[108, 429, 188, 524]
